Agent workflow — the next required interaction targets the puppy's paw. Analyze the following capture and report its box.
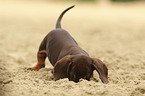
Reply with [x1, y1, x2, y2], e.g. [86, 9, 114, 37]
[27, 66, 40, 71]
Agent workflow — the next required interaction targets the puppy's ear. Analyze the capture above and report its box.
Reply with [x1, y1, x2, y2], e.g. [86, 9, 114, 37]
[53, 55, 73, 80]
[91, 58, 108, 84]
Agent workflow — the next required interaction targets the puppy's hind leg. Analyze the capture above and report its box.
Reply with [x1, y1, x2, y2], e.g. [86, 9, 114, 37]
[28, 36, 47, 71]
[28, 50, 47, 71]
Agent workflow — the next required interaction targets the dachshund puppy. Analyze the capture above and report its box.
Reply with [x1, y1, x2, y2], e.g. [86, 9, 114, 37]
[28, 5, 108, 84]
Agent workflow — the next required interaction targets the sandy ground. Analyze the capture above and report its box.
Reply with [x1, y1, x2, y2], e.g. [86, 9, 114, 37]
[0, 0, 145, 96]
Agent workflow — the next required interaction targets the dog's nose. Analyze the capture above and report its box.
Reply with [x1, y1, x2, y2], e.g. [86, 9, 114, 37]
[74, 81, 79, 83]
[73, 79, 79, 83]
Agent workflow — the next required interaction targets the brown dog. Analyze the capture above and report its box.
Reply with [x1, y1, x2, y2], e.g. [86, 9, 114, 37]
[28, 5, 108, 84]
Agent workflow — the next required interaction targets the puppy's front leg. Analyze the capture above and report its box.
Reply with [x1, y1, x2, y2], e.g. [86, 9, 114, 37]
[28, 50, 46, 71]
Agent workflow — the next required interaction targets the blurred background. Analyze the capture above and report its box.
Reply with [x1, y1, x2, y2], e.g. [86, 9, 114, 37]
[0, 0, 145, 58]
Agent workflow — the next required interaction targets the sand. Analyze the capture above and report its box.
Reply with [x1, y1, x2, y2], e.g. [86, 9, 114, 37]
[0, 1, 145, 96]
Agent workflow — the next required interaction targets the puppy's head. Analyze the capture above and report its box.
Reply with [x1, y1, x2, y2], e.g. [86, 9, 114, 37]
[67, 55, 93, 83]
[53, 55, 108, 84]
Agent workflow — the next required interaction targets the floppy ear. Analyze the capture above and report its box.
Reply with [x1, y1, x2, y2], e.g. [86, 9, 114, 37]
[53, 55, 73, 80]
[91, 58, 108, 84]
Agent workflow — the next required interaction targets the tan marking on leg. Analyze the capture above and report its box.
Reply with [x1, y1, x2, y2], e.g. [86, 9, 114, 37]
[28, 50, 46, 71]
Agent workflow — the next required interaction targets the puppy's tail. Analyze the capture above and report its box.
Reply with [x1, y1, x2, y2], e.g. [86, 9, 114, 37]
[56, 5, 75, 28]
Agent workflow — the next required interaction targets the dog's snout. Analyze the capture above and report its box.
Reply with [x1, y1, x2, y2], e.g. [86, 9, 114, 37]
[74, 79, 79, 83]
[73, 77, 89, 83]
